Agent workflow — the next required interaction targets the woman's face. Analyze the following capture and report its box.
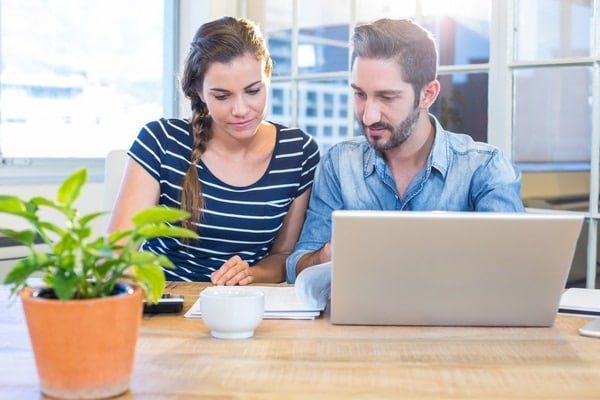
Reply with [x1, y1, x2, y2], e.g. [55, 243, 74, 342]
[198, 53, 270, 141]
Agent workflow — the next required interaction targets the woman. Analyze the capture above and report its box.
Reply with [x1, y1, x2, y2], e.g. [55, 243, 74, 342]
[108, 16, 320, 285]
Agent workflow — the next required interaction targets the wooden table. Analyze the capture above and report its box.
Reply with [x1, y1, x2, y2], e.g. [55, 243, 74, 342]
[3, 281, 600, 399]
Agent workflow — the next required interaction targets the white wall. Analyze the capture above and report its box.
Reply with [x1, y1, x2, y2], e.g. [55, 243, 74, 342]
[1, 181, 106, 232]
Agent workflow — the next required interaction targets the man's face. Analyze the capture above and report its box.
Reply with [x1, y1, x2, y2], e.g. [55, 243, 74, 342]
[351, 57, 421, 152]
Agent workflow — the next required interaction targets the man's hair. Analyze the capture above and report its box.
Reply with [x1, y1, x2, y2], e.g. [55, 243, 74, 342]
[351, 18, 438, 105]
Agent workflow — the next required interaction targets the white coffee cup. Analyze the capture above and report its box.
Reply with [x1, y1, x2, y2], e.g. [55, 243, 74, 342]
[200, 286, 265, 339]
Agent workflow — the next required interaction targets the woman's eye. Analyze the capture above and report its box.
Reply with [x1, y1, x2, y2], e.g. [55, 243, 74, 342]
[214, 94, 228, 101]
[247, 88, 260, 95]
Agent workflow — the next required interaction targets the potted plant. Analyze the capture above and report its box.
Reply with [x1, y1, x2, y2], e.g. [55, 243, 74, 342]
[0, 167, 198, 399]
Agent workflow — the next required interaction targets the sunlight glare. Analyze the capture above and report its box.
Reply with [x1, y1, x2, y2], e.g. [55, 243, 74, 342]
[420, 0, 490, 19]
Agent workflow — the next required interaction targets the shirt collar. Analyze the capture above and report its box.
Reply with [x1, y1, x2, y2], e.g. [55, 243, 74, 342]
[428, 114, 449, 179]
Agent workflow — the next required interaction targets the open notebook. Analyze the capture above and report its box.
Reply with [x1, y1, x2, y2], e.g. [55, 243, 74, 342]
[330, 210, 583, 326]
[185, 286, 324, 320]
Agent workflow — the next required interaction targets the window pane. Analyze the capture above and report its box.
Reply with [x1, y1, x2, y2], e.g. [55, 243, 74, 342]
[355, 0, 415, 23]
[515, 0, 593, 60]
[267, 81, 293, 128]
[0, 0, 164, 158]
[297, 80, 348, 154]
[264, 0, 294, 77]
[297, 27, 349, 74]
[297, 0, 350, 74]
[265, 0, 350, 76]
[430, 73, 488, 143]
[513, 67, 591, 163]
[422, 0, 491, 65]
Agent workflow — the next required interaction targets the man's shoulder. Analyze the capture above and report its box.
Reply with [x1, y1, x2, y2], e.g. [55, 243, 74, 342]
[442, 130, 500, 155]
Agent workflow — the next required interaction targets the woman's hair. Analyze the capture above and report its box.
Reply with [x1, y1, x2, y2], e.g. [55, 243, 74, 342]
[179, 16, 272, 229]
[351, 18, 437, 108]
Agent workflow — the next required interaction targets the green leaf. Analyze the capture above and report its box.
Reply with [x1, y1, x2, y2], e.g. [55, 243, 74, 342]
[129, 252, 162, 264]
[52, 269, 81, 300]
[37, 221, 64, 237]
[0, 228, 38, 247]
[156, 254, 176, 268]
[57, 168, 87, 207]
[3, 253, 53, 285]
[133, 263, 167, 303]
[30, 196, 60, 210]
[93, 259, 117, 280]
[79, 211, 108, 226]
[137, 225, 199, 240]
[106, 229, 133, 244]
[132, 207, 190, 226]
[0, 196, 36, 219]
[53, 234, 76, 256]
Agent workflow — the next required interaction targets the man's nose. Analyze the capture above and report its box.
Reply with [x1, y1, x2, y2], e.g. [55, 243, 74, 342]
[361, 99, 381, 126]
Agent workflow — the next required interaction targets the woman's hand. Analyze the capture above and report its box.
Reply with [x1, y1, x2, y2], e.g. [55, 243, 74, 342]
[210, 255, 253, 286]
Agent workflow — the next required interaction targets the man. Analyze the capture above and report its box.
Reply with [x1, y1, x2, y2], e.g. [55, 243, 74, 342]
[286, 18, 525, 283]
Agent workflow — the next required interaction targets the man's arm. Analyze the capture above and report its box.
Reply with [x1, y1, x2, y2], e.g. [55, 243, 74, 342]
[295, 241, 331, 277]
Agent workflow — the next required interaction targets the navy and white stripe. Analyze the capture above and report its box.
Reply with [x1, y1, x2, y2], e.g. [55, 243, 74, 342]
[129, 118, 320, 281]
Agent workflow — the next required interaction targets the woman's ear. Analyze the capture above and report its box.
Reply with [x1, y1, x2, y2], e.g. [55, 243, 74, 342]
[419, 79, 440, 109]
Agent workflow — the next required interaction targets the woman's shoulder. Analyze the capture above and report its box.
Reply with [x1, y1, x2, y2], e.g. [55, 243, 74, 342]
[273, 123, 319, 150]
[144, 118, 191, 134]
[138, 118, 193, 146]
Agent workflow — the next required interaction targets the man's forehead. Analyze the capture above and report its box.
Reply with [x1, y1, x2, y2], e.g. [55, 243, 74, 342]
[351, 57, 408, 86]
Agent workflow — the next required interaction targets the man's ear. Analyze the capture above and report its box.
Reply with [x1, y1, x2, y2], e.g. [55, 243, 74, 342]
[419, 79, 440, 109]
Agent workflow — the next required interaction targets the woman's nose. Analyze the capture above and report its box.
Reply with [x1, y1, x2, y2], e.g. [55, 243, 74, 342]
[232, 95, 249, 116]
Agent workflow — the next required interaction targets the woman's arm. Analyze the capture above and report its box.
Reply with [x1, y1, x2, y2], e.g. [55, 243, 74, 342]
[106, 158, 160, 234]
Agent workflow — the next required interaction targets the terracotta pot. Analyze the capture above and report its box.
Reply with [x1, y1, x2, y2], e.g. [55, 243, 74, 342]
[20, 283, 143, 399]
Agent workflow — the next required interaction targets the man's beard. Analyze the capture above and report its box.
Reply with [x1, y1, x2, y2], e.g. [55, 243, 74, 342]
[361, 107, 420, 152]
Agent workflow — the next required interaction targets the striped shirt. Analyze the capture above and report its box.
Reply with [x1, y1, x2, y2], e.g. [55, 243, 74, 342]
[129, 118, 320, 281]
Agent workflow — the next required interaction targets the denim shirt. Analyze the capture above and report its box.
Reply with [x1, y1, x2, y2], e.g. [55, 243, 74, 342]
[286, 115, 525, 283]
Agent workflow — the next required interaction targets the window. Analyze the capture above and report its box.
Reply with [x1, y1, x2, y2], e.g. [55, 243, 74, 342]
[263, 0, 491, 149]
[323, 93, 334, 118]
[0, 0, 167, 171]
[257, 0, 599, 287]
[512, 0, 594, 167]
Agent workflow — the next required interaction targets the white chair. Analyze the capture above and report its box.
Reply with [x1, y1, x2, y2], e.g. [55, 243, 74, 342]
[102, 149, 128, 230]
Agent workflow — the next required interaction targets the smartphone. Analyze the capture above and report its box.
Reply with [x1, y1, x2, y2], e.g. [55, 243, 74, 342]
[143, 294, 184, 314]
[578, 319, 600, 338]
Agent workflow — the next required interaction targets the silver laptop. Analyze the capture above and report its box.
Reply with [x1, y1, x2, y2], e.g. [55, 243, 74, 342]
[330, 210, 584, 326]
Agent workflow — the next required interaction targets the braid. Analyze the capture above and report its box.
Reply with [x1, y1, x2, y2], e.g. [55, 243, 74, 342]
[178, 16, 272, 230]
[181, 96, 211, 230]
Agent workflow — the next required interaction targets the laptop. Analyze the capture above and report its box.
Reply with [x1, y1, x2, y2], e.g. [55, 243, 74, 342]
[330, 210, 584, 326]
